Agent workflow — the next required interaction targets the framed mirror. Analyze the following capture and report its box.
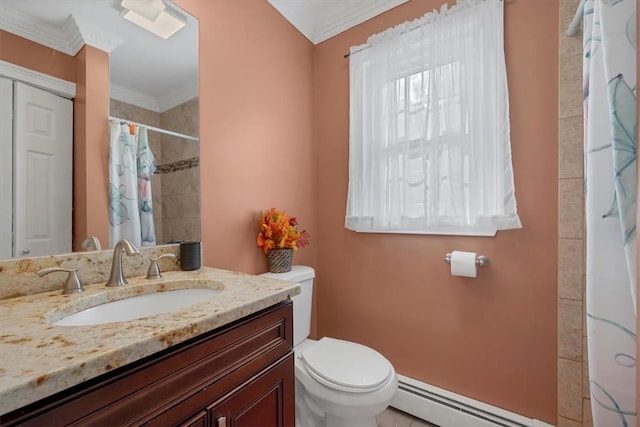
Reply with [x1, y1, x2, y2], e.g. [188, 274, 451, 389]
[0, 0, 200, 259]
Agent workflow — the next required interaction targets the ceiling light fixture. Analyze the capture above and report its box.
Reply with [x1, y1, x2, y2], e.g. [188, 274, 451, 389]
[121, 0, 186, 39]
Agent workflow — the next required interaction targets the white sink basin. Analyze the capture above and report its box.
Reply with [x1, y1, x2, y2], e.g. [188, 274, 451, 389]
[53, 288, 221, 326]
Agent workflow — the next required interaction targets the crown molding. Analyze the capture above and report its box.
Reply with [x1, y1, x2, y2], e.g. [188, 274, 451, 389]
[0, 60, 76, 98]
[110, 83, 162, 113]
[313, 0, 409, 44]
[71, 15, 124, 53]
[0, 7, 76, 55]
[111, 81, 198, 113]
[158, 81, 199, 112]
[0, 6, 123, 56]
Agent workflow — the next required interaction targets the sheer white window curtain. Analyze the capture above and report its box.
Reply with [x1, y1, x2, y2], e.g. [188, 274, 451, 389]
[347, 0, 521, 235]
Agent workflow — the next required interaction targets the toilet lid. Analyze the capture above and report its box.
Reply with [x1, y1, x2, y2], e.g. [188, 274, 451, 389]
[300, 337, 392, 392]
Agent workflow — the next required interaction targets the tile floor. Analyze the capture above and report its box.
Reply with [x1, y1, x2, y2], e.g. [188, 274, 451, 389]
[376, 407, 439, 427]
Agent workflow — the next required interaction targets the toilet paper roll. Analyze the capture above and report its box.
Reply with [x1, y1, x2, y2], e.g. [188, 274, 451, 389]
[450, 250, 477, 277]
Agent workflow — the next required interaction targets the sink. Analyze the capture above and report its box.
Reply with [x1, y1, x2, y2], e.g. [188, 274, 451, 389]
[53, 288, 221, 326]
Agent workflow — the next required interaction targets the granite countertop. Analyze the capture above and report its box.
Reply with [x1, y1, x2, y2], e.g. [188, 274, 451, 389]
[0, 267, 300, 415]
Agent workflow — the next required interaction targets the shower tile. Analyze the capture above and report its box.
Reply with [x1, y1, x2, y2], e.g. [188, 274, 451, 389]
[582, 399, 593, 427]
[558, 358, 582, 421]
[557, 416, 581, 427]
[558, 117, 583, 179]
[558, 239, 583, 300]
[559, 178, 583, 239]
[559, 0, 584, 58]
[163, 169, 198, 196]
[559, 54, 583, 119]
[163, 194, 200, 219]
[559, 299, 582, 361]
[163, 217, 200, 243]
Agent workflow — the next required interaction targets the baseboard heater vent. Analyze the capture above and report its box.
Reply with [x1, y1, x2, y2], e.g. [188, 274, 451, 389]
[391, 375, 554, 427]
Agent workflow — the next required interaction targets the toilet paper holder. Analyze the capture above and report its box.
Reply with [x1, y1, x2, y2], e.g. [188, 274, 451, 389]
[444, 253, 489, 267]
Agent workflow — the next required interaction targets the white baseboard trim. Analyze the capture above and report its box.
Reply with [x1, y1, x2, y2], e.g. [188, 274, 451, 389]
[391, 375, 554, 427]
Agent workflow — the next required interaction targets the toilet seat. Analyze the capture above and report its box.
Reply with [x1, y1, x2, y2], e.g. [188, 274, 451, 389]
[300, 337, 392, 393]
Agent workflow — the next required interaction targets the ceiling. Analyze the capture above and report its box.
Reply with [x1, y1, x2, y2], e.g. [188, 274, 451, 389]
[0, 0, 407, 111]
[267, 0, 408, 45]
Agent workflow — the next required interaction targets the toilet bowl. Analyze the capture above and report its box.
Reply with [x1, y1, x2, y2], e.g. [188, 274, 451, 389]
[260, 266, 398, 427]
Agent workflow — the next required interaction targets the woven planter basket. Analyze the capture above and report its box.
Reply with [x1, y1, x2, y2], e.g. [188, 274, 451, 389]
[266, 248, 293, 273]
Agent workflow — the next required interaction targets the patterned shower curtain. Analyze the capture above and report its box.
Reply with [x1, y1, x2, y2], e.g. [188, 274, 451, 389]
[109, 120, 157, 248]
[583, 0, 636, 425]
[137, 127, 157, 246]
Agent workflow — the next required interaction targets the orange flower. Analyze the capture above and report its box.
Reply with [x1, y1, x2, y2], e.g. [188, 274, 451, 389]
[257, 208, 310, 254]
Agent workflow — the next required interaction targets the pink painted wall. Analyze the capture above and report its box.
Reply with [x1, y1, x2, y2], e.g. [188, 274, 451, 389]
[313, 0, 558, 423]
[73, 45, 110, 250]
[0, 30, 76, 82]
[179, 0, 557, 422]
[176, 0, 316, 275]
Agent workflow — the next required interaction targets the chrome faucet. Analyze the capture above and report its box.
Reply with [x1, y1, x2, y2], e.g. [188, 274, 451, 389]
[106, 239, 140, 287]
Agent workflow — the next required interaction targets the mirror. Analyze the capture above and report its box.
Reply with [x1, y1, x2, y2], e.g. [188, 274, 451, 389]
[0, 0, 200, 259]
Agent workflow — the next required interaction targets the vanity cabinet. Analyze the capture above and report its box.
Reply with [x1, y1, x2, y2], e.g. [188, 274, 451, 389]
[0, 301, 294, 427]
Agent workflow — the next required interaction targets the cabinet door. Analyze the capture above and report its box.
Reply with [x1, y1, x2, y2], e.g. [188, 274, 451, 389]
[209, 354, 294, 427]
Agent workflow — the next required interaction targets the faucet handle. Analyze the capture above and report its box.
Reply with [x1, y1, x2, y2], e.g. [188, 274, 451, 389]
[146, 254, 177, 279]
[37, 267, 85, 295]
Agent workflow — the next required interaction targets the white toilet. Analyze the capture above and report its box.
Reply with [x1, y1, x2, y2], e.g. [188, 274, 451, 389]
[261, 266, 398, 427]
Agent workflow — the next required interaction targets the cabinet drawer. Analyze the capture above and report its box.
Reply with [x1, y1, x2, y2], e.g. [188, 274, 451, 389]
[2, 301, 293, 426]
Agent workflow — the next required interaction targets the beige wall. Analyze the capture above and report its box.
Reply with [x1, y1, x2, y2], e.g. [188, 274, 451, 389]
[313, 0, 558, 423]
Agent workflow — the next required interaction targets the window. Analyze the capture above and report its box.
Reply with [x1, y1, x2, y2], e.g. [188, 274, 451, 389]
[347, 0, 521, 235]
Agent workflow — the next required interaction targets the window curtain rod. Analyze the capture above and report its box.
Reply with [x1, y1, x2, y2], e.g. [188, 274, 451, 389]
[343, 0, 511, 58]
[109, 116, 199, 142]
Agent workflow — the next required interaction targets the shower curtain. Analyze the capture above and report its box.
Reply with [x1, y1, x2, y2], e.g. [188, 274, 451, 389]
[109, 120, 157, 248]
[583, 0, 636, 425]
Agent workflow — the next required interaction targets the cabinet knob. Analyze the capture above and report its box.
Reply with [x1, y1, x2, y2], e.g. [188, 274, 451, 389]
[217, 416, 227, 427]
[21, 249, 30, 255]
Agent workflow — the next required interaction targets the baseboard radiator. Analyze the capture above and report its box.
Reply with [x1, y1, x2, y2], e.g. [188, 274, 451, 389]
[391, 375, 554, 427]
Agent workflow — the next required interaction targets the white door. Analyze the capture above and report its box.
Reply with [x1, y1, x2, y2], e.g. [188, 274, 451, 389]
[14, 82, 72, 257]
[0, 77, 12, 259]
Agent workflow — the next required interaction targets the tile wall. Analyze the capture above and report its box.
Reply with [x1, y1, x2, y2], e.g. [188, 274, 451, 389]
[109, 98, 200, 245]
[159, 98, 200, 243]
[557, 1, 592, 425]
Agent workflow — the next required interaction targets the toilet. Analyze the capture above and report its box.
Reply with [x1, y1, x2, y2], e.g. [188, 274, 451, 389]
[260, 266, 398, 427]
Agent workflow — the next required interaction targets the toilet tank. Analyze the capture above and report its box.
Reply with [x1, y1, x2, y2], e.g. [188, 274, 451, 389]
[260, 265, 315, 347]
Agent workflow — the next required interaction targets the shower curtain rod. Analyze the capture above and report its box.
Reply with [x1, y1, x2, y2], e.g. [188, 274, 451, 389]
[109, 116, 200, 142]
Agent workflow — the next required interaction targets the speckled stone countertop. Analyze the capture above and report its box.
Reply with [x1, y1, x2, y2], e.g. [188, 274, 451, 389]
[0, 266, 299, 415]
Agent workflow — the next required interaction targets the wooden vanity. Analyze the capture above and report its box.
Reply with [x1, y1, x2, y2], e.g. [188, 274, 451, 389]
[1, 301, 294, 426]
[0, 261, 299, 427]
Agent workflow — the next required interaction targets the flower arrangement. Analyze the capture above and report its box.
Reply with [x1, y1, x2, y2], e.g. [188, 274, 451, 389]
[257, 208, 310, 254]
